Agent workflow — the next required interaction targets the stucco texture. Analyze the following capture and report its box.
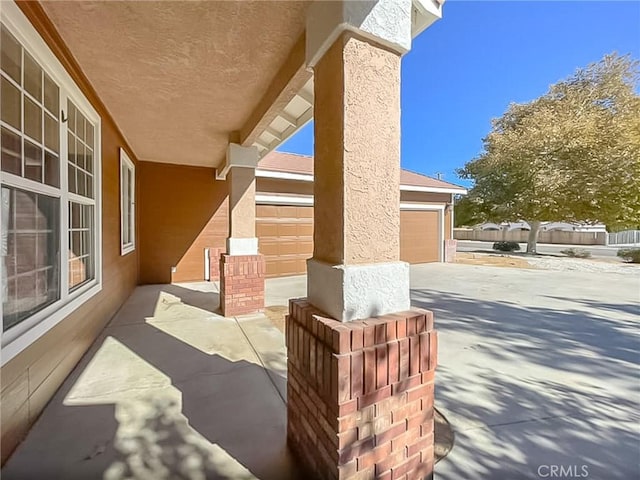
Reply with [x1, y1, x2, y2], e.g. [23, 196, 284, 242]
[40, 1, 309, 167]
[228, 167, 256, 238]
[313, 33, 401, 265]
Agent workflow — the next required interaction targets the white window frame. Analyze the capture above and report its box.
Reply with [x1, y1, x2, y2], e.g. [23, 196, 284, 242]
[120, 149, 135, 255]
[0, 0, 102, 366]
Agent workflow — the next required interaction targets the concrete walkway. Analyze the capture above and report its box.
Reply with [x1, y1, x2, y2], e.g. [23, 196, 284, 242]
[3, 283, 300, 480]
[4, 263, 639, 479]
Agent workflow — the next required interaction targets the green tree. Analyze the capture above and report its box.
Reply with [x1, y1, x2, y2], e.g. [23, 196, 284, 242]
[458, 53, 640, 253]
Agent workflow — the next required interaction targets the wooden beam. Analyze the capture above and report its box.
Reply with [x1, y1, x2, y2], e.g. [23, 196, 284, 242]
[240, 33, 312, 147]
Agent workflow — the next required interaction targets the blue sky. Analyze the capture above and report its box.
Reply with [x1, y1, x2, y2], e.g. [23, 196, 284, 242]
[278, 1, 640, 187]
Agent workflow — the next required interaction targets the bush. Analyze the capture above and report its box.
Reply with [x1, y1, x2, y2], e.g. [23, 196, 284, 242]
[560, 248, 592, 259]
[493, 241, 521, 252]
[617, 248, 640, 263]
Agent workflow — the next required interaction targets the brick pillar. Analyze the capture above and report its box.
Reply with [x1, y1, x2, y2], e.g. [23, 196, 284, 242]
[286, 299, 437, 480]
[444, 239, 458, 263]
[219, 254, 265, 316]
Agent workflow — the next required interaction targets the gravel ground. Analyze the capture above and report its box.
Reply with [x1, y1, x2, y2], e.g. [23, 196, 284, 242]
[523, 255, 639, 275]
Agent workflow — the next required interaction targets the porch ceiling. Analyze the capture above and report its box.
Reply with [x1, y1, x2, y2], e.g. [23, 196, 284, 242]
[40, 0, 310, 167]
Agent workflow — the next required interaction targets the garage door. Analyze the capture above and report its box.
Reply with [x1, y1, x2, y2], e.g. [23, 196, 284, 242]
[400, 210, 441, 264]
[256, 205, 313, 277]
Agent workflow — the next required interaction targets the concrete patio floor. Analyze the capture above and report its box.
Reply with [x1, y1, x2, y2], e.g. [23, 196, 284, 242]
[2, 282, 297, 480]
[3, 263, 639, 479]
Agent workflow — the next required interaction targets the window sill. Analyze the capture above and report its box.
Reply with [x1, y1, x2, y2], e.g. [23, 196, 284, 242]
[121, 244, 135, 256]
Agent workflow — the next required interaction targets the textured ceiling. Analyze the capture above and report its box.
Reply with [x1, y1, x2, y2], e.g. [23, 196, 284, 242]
[41, 1, 309, 167]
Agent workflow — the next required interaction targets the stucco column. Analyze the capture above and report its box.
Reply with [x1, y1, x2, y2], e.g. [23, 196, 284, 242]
[219, 144, 265, 316]
[287, 1, 444, 479]
[306, 0, 414, 323]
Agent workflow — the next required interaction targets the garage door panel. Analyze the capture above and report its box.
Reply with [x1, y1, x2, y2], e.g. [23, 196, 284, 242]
[256, 222, 279, 237]
[259, 205, 441, 278]
[400, 210, 440, 264]
[257, 204, 314, 277]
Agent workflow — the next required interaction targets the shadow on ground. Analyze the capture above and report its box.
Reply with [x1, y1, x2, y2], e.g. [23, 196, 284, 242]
[3, 285, 301, 480]
[412, 288, 640, 480]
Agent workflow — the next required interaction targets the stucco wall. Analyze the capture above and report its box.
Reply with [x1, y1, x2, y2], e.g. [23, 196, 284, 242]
[138, 162, 229, 284]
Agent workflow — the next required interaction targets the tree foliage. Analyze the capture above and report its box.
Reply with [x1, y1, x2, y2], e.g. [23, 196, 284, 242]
[458, 53, 640, 250]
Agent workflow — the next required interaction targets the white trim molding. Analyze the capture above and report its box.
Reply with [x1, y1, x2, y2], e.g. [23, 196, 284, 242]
[256, 194, 314, 206]
[256, 169, 314, 183]
[227, 237, 259, 256]
[257, 168, 467, 195]
[400, 185, 467, 195]
[307, 259, 410, 322]
[216, 143, 259, 180]
[120, 149, 135, 256]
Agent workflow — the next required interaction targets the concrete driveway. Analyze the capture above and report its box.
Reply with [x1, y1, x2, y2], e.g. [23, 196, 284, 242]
[4, 263, 638, 479]
[408, 263, 640, 479]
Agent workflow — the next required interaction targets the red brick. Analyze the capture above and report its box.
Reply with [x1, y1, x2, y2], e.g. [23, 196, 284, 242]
[358, 385, 392, 409]
[419, 332, 430, 372]
[390, 453, 420, 480]
[338, 436, 375, 464]
[408, 336, 420, 376]
[407, 432, 434, 457]
[333, 326, 351, 354]
[398, 338, 410, 380]
[336, 354, 351, 403]
[392, 374, 422, 395]
[396, 318, 407, 338]
[323, 347, 332, 399]
[375, 447, 406, 476]
[351, 350, 364, 399]
[391, 398, 421, 424]
[391, 426, 420, 453]
[429, 331, 438, 370]
[424, 311, 434, 332]
[376, 345, 388, 389]
[416, 314, 425, 334]
[364, 348, 376, 394]
[374, 323, 386, 345]
[375, 421, 406, 447]
[363, 324, 376, 347]
[337, 428, 358, 449]
[406, 316, 417, 336]
[357, 441, 391, 470]
[407, 383, 432, 403]
[388, 341, 399, 384]
[351, 324, 365, 351]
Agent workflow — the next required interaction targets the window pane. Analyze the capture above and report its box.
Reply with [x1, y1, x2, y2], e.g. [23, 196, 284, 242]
[2, 187, 60, 331]
[76, 171, 86, 198]
[68, 202, 94, 291]
[1, 26, 21, 83]
[86, 123, 94, 148]
[24, 96, 42, 142]
[86, 175, 93, 200]
[44, 151, 59, 187]
[24, 140, 42, 183]
[68, 132, 76, 166]
[24, 52, 42, 102]
[44, 113, 59, 153]
[1, 127, 22, 175]
[43, 73, 59, 115]
[68, 164, 76, 193]
[85, 147, 93, 174]
[76, 141, 85, 170]
[1, 76, 21, 129]
[68, 102, 76, 136]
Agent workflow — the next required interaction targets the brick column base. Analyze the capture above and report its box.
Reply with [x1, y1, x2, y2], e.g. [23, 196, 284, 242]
[286, 299, 437, 480]
[219, 254, 265, 316]
[445, 239, 457, 263]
